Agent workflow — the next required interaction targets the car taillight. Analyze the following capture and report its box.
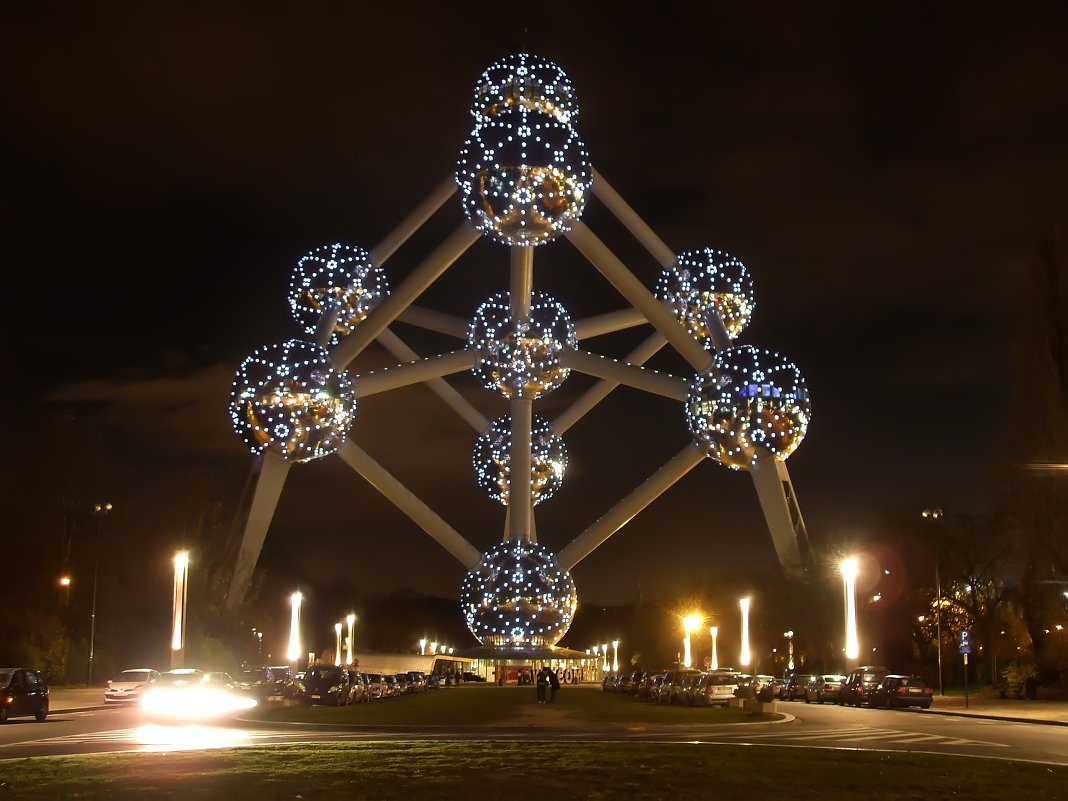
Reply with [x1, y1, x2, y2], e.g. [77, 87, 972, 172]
[924, 687, 933, 695]
[897, 687, 906, 694]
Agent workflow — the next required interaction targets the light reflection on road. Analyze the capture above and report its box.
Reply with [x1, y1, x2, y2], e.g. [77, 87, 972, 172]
[134, 723, 255, 751]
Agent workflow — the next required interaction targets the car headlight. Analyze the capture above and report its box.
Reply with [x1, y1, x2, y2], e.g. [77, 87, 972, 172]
[329, 684, 340, 693]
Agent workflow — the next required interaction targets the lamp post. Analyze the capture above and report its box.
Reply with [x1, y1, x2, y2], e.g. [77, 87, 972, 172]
[709, 626, 719, 670]
[612, 640, 619, 673]
[88, 501, 112, 686]
[334, 623, 343, 666]
[922, 508, 945, 696]
[840, 557, 860, 661]
[286, 591, 303, 666]
[784, 630, 794, 672]
[601, 643, 609, 673]
[171, 550, 189, 669]
[346, 613, 356, 665]
[419, 638, 427, 655]
[59, 576, 71, 607]
[739, 598, 751, 667]
[682, 614, 700, 668]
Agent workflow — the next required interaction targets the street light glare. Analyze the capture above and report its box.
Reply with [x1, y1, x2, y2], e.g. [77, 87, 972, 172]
[839, 557, 858, 580]
[682, 613, 702, 633]
[174, 551, 189, 569]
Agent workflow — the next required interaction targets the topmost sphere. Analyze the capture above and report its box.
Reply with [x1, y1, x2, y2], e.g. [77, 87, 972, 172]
[471, 53, 578, 125]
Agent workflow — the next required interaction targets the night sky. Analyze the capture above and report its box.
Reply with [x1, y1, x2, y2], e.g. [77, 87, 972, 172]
[5, 4, 1067, 624]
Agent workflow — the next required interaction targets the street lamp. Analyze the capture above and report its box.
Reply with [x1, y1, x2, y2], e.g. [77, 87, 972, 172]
[58, 576, 71, 607]
[286, 591, 303, 664]
[739, 598, 751, 667]
[840, 557, 860, 661]
[88, 501, 112, 686]
[709, 626, 719, 670]
[334, 622, 343, 666]
[346, 613, 356, 665]
[921, 508, 946, 696]
[602, 643, 609, 673]
[784, 630, 794, 671]
[682, 614, 700, 668]
[419, 638, 427, 655]
[612, 640, 619, 672]
[171, 550, 189, 669]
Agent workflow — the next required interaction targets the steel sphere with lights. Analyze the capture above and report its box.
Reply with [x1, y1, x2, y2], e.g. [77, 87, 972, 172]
[655, 247, 755, 347]
[288, 243, 389, 345]
[685, 345, 811, 470]
[471, 52, 578, 125]
[473, 414, 567, 506]
[459, 540, 578, 649]
[229, 339, 356, 463]
[467, 290, 577, 398]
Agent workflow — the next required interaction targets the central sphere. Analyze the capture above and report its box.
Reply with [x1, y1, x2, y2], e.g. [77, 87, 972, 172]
[229, 339, 356, 464]
[468, 291, 576, 399]
[460, 541, 577, 649]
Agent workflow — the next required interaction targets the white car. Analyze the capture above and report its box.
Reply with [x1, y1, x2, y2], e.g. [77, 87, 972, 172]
[104, 668, 161, 703]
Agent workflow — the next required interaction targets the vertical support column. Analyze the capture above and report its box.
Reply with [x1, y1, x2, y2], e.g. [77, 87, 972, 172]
[508, 245, 534, 543]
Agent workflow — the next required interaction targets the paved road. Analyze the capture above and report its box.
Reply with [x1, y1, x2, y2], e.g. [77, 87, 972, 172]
[2, 687, 1065, 763]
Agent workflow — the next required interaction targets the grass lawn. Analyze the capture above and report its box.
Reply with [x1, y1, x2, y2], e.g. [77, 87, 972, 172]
[1, 742, 1065, 800]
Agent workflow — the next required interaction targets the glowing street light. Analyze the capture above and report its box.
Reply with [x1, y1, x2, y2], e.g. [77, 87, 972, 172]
[334, 622, 343, 666]
[612, 640, 620, 672]
[58, 575, 71, 607]
[784, 630, 795, 671]
[346, 613, 356, 665]
[682, 614, 700, 668]
[840, 557, 860, 660]
[602, 643, 609, 672]
[430, 641, 438, 655]
[709, 626, 719, 670]
[419, 638, 427, 655]
[171, 551, 189, 669]
[286, 591, 303, 664]
[739, 598, 751, 667]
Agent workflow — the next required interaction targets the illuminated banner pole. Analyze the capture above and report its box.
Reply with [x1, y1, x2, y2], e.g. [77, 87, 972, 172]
[287, 591, 303, 668]
[739, 597, 751, 667]
[334, 623, 343, 666]
[346, 613, 356, 665]
[841, 558, 860, 661]
[171, 551, 189, 670]
[710, 626, 719, 670]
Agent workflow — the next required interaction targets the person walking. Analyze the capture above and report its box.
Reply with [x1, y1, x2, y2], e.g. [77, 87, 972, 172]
[549, 667, 561, 703]
[536, 665, 551, 703]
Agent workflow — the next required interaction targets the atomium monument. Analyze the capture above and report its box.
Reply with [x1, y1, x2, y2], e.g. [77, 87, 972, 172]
[225, 52, 814, 655]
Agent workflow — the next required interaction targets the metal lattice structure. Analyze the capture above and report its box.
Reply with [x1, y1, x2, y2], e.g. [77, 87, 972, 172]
[225, 53, 813, 652]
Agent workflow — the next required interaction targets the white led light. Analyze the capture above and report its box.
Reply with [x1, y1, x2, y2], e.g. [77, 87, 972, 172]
[685, 345, 811, 469]
[460, 541, 577, 649]
[472, 415, 567, 506]
[467, 291, 576, 398]
[655, 247, 755, 346]
[288, 243, 389, 345]
[229, 340, 356, 463]
[470, 53, 578, 125]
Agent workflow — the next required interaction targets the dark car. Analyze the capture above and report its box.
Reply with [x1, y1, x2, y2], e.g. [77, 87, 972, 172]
[300, 664, 351, 706]
[461, 671, 486, 683]
[405, 671, 428, 693]
[779, 673, 816, 701]
[0, 668, 48, 723]
[839, 665, 890, 707]
[804, 674, 846, 704]
[659, 669, 702, 705]
[237, 665, 294, 699]
[869, 674, 933, 709]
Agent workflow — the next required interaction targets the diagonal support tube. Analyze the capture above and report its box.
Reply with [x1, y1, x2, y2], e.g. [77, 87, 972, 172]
[395, 305, 469, 339]
[369, 177, 458, 267]
[560, 349, 688, 401]
[574, 308, 649, 340]
[558, 441, 706, 571]
[331, 223, 481, 369]
[353, 349, 477, 398]
[591, 168, 677, 268]
[337, 441, 482, 569]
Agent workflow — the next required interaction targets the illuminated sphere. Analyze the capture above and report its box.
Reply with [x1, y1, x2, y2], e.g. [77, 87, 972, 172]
[473, 415, 567, 506]
[289, 243, 389, 345]
[459, 541, 578, 649]
[470, 52, 578, 125]
[456, 106, 592, 247]
[685, 345, 811, 470]
[655, 248, 755, 346]
[468, 291, 576, 399]
[229, 339, 356, 464]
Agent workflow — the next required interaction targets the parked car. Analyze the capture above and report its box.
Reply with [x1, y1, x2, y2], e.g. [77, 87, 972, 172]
[779, 673, 816, 701]
[237, 665, 294, 699]
[659, 669, 702, 705]
[202, 671, 236, 690]
[365, 673, 389, 699]
[140, 668, 256, 720]
[639, 671, 664, 700]
[0, 668, 48, 723]
[425, 673, 441, 690]
[343, 669, 367, 704]
[646, 673, 668, 702]
[460, 671, 486, 683]
[804, 674, 846, 704]
[839, 665, 890, 707]
[382, 674, 401, 697]
[868, 674, 934, 709]
[405, 671, 428, 693]
[692, 671, 740, 707]
[300, 664, 351, 706]
[104, 668, 161, 704]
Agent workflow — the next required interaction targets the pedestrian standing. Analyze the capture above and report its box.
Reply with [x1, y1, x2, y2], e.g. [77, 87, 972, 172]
[536, 665, 550, 703]
[549, 668, 561, 703]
